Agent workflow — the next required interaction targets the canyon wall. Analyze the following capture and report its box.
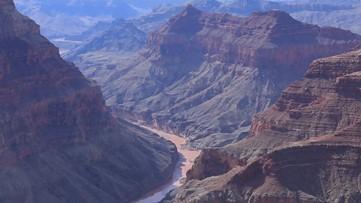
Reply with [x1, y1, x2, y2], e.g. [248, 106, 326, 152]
[164, 49, 361, 203]
[0, 1, 178, 202]
[83, 5, 361, 148]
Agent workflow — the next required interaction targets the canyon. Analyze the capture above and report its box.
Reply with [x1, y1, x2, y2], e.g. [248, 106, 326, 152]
[15, 0, 361, 54]
[0, 0, 178, 202]
[74, 5, 361, 149]
[134, 123, 200, 203]
[163, 48, 361, 203]
[6, 0, 361, 202]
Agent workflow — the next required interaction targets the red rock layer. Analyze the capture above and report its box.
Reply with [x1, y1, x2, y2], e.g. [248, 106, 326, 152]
[112, 5, 361, 149]
[165, 49, 361, 203]
[0, 1, 178, 202]
[0, 1, 112, 163]
[148, 5, 360, 68]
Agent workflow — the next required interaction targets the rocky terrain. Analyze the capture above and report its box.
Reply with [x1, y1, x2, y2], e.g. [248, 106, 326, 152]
[130, 0, 361, 35]
[130, 0, 222, 33]
[67, 19, 147, 60]
[0, 1, 178, 202]
[14, 0, 361, 54]
[76, 5, 361, 149]
[162, 44, 361, 203]
[13, 0, 189, 53]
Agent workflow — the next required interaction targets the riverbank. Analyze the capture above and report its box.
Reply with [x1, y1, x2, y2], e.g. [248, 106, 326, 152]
[134, 123, 200, 203]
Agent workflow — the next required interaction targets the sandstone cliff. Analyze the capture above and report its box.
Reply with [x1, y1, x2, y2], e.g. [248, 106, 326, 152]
[78, 5, 361, 148]
[164, 49, 361, 203]
[0, 1, 178, 202]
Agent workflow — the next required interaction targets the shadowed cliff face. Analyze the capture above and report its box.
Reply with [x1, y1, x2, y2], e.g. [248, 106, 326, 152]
[0, 1, 178, 202]
[79, 5, 361, 149]
[164, 49, 361, 203]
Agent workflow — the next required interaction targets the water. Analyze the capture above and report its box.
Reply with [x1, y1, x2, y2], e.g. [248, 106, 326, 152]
[134, 124, 200, 203]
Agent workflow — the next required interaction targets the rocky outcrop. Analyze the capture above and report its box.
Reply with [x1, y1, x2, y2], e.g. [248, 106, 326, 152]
[130, 0, 361, 37]
[245, 49, 361, 155]
[186, 149, 243, 181]
[164, 49, 361, 203]
[0, 1, 178, 202]
[166, 144, 361, 203]
[78, 5, 361, 149]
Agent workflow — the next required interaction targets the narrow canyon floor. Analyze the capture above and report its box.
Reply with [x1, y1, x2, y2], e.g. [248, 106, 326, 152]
[133, 123, 201, 203]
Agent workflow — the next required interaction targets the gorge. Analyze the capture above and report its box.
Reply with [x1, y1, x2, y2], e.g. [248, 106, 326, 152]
[163, 48, 361, 203]
[0, 0, 178, 202]
[134, 124, 200, 203]
[74, 5, 361, 149]
[4, 0, 361, 202]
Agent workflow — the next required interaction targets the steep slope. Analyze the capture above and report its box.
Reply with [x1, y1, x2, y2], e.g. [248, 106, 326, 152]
[164, 46, 361, 203]
[0, 1, 177, 202]
[131, 0, 222, 33]
[41, 0, 360, 56]
[17, 0, 361, 53]
[64, 1, 222, 60]
[78, 5, 361, 149]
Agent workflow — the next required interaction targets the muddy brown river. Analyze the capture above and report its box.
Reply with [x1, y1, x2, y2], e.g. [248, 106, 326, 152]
[134, 124, 200, 203]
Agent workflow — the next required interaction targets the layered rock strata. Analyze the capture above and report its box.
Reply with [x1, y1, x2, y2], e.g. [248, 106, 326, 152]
[81, 5, 361, 148]
[163, 49, 361, 203]
[0, 1, 178, 202]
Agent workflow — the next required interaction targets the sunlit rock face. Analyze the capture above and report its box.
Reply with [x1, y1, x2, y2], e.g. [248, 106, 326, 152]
[0, 1, 178, 202]
[163, 48, 361, 203]
[86, 5, 361, 149]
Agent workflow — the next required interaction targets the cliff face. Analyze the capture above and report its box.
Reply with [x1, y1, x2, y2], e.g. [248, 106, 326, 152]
[164, 49, 361, 203]
[0, 1, 178, 202]
[82, 5, 361, 148]
[243, 49, 361, 160]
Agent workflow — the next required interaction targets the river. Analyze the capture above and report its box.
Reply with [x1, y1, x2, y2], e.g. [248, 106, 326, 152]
[134, 124, 200, 203]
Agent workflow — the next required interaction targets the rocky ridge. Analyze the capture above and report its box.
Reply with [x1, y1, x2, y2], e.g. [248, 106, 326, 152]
[14, 0, 361, 54]
[163, 49, 361, 203]
[65, 0, 361, 60]
[129, 0, 361, 35]
[82, 5, 361, 148]
[0, 1, 178, 202]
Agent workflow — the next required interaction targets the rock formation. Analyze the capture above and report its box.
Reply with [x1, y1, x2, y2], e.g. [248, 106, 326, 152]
[0, 1, 178, 202]
[67, 19, 147, 63]
[163, 49, 361, 203]
[77, 5, 361, 148]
